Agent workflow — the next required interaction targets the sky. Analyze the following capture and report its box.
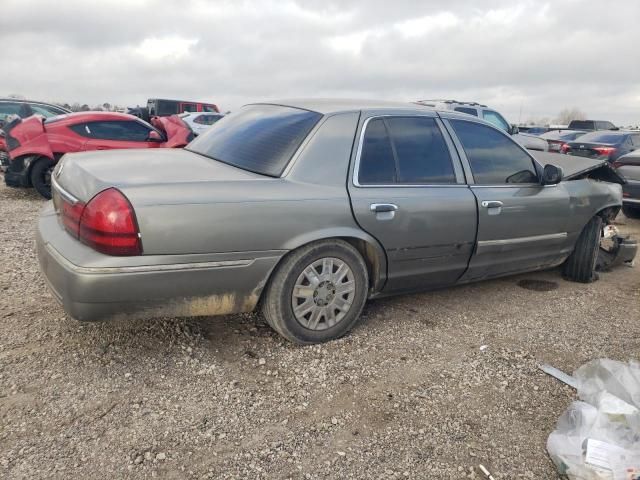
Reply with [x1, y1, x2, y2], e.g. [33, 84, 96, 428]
[1, 0, 639, 125]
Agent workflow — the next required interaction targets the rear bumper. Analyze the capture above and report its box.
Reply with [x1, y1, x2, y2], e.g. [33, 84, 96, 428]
[36, 208, 283, 322]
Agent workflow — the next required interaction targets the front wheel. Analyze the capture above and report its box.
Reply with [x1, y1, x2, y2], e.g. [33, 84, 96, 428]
[30, 157, 56, 199]
[262, 239, 369, 345]
[563, 216, 602, 283]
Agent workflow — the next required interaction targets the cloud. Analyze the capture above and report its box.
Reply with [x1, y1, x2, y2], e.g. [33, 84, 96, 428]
[0, 0, 638, 124]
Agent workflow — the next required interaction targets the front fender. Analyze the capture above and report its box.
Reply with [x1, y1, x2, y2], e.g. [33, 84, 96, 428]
[6, 116, 54, 161]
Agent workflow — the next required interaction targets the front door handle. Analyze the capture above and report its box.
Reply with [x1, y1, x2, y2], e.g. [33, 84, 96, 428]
[370, 203, 398, 213]
[481, 201, 503, 209]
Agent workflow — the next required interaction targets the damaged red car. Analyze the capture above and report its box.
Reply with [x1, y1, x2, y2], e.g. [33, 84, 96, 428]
[3, 111, 193, 198]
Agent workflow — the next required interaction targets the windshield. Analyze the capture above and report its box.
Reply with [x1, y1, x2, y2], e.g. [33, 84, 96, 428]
[186, 104, 322, 177]
[576, 132, 626, 144]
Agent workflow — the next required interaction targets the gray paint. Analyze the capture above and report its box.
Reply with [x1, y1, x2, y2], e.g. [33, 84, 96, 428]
[37, 100, 625, 323]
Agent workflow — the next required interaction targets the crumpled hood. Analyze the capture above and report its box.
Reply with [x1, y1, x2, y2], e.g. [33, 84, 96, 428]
[533, 151, 626, 184]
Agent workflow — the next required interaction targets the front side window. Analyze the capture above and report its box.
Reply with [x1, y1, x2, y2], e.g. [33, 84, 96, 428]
[202, 105, 217, 112]
[454, 107, 478, 117]
[482, 110, 510, 132]
[70, 120, 153, 141]
[358, 116, 456, 185]
[186, 104, 321, 177]
[451, 119, 538, 184]
[0, 102, 23, 122]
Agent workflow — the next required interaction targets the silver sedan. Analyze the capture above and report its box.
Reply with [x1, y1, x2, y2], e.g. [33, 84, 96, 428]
[37, 100, 630, 344]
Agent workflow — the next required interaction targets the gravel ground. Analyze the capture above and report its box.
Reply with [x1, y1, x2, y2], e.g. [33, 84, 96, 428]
[1, 181, 639, 480]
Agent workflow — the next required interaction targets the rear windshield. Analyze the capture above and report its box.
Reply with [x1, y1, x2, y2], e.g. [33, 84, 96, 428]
[569, 121, 594, 129]
[186, 104, 322, 177]
[576, 132, 626, 144]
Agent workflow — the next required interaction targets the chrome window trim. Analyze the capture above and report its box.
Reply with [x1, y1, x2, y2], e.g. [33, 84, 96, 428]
[352, 114, 464, 188]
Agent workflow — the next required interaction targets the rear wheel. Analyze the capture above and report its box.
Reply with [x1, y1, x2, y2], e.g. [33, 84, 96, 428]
[30, 157, 56, 199]
[262, 239, 368, 345]
[563, 216, 602, 283]
[623, 205, 640, 219]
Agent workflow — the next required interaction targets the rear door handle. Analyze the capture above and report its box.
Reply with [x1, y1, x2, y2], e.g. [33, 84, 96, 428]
[370, 203, 398, 213]
[481, 201, 503, 208]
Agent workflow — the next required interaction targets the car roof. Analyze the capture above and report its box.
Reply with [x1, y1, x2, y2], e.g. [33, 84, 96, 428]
[0, 98, 69, 108]
[47, 111, 145, 123]
[253, 98, 432, 115]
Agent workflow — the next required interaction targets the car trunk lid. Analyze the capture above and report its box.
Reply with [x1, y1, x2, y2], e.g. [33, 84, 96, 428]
[53, 148, 268, 203]
[566, 141, 617, 159]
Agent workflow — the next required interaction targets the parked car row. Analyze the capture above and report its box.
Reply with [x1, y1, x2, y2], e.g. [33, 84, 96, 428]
[2, 111, 193, 198]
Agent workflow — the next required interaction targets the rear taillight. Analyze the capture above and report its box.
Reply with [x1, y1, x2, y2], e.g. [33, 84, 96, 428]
[61, 200, 85, 237]
[57, 187, 142, 256]
[547, 140, 563, 151]
[79, 188, 142, 256]
[593, 146, 616, 156]
[560, 143, 571, 154]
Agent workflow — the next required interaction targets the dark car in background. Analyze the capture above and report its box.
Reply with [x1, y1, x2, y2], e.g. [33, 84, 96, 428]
[0, 98, 70, 128]
[568, 119, 617, 131]
[540, 129, 587, 152]
[563, 131, 640, 162]
[613, 150, 640, 218]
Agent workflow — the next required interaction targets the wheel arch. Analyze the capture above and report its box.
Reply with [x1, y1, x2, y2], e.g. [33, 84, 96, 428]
[22, 153, 58, 186]
[259, 229, 388, 306]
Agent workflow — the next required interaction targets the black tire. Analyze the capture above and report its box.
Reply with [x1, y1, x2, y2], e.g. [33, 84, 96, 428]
[30, 157, 56, 199]
[262, 239, 369, 345]
[563, 216, 602, 283]
[622, 205, 640, 219]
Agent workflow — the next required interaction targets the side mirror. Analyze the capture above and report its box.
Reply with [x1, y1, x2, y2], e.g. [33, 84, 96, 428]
[147, 130, 163, 142]
[509, 124, 520, 135]
[542, 164, 564, 185]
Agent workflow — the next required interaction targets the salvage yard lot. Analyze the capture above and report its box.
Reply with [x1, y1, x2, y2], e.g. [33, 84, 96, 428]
[1, 182, 639, 479]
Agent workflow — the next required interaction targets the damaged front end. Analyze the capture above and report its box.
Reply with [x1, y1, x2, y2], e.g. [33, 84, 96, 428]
[597, 224, 637, 271]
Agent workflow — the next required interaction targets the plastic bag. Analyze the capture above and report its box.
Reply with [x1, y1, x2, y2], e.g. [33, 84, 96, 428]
[546, 359, 640, 480]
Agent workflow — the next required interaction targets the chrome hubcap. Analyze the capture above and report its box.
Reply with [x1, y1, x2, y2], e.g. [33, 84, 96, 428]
[292, 257, 355, 331]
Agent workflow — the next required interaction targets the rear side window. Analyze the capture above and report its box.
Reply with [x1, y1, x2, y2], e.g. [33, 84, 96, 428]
[194, 114, 222, 125]
[187, 104, 321, 177]
[358, 116, 456, 185]
[386, 117, 455, 184]
[569, 120, 594, 130]
[358, 119, 396, 184]
[69, 120, 153, 141]
[155, 100, 179, 116]
[451, 119, 538, 184]
[30, 104, 67, 117]
[454, 107, 478, 117]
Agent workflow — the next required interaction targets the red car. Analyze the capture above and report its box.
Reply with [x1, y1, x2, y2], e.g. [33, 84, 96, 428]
[3, 111, 193, 198]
